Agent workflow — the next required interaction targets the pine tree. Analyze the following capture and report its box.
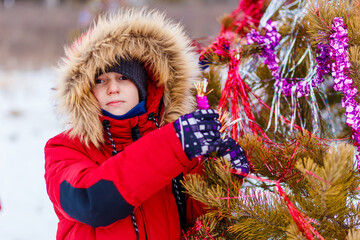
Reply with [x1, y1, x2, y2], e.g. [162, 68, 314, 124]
[184, 0, 360, 239]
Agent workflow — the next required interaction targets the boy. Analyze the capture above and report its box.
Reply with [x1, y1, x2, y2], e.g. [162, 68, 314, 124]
[44, 9, 248, 240]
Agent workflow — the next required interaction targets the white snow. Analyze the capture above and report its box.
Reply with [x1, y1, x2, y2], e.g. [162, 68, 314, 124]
[0, 68, 62, 240]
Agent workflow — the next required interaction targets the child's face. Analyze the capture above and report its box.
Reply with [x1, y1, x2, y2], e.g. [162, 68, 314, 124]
[92, 72, 140, 115]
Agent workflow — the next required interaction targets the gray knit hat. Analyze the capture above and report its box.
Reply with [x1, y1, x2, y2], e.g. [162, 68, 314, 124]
[103, 58, 148, 101]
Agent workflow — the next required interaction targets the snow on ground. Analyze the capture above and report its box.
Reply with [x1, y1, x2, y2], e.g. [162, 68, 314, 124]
[0, 68, 62, 240]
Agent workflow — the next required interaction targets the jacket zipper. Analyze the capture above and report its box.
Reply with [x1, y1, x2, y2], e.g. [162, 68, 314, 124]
[103, 119, 143, 240]
[131, 123, 147, 240]
[104, 113, 162, 239]
[147, 112, 160, 129]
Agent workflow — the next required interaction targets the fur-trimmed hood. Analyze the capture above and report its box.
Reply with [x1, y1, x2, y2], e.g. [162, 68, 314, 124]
[56, 9, 199, 147]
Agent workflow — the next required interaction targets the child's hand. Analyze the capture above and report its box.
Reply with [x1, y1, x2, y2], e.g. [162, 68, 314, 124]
[217, 137, 249, 179]
[174, 109, 222, 159]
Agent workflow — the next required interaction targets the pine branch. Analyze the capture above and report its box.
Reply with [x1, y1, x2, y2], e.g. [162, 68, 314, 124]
[238, 133, 328, 185]
[348, 229, 360, 240]
[349, 46, 360, 97]
[228, 188, 291, 239]
[286, 222, 308, 240]
[292, 143, 360, 238]
[183, 158, 244, 220]
[184, 215, 228, 240]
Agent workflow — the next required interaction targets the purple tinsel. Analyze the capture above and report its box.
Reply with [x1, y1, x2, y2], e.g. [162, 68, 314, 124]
[315, 41, 331, 87]
[329, 17, 360, 169]
[247, 21, 294, 95]
[246, 21, 333, 98]
[295, 41, 332, 98]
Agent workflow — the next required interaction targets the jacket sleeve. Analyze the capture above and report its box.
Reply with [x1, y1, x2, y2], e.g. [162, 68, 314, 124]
[44, 123, 191, 228]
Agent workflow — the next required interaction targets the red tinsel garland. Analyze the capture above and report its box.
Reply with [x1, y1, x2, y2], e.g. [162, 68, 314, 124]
[200, 35, 272, 141]
[221, 0, 267, 38]
[199, 0, 267, 140]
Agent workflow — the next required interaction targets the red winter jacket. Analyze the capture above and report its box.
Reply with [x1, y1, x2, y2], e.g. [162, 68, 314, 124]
[45, 118, 203, 240]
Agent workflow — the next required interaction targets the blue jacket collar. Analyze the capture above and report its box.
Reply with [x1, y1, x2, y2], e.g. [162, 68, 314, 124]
[101, 101, 146, 120]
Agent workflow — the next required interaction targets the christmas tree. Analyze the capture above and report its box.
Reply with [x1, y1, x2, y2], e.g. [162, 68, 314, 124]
[184, 0, 360, 239]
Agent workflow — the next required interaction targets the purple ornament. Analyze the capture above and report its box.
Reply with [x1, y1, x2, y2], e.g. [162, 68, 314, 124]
[197, 95, 210, 110]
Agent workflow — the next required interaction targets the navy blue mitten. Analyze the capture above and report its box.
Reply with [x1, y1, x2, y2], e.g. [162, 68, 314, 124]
[174, 109, 222, 159]
[217, 137, 249, 179]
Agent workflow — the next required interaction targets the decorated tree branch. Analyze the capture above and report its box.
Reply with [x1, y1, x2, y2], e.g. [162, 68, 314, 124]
[183, 0, 360, 239]
[184, 135, 360, 239]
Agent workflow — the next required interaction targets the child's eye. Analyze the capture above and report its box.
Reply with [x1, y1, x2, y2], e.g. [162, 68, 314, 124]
[95, 79, 104, 84]
[119, 76, 129, 80]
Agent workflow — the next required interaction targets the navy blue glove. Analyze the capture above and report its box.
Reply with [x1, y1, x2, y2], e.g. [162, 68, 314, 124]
[174, 109, 222, 159]
[217, 137, 249, 179]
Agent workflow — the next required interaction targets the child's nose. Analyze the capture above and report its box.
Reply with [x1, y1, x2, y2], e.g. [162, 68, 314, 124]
[107, 79, 120, 95]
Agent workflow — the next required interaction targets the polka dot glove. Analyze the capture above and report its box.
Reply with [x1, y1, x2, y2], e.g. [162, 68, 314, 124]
[217, 137, 249, 179]
[174, 109, 222, 159]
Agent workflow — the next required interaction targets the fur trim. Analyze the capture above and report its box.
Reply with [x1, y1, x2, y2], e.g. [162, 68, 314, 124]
[56, 8, 199, 147]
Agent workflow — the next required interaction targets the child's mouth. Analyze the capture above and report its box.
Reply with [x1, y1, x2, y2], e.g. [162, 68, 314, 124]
[107, 100, 124, 106]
